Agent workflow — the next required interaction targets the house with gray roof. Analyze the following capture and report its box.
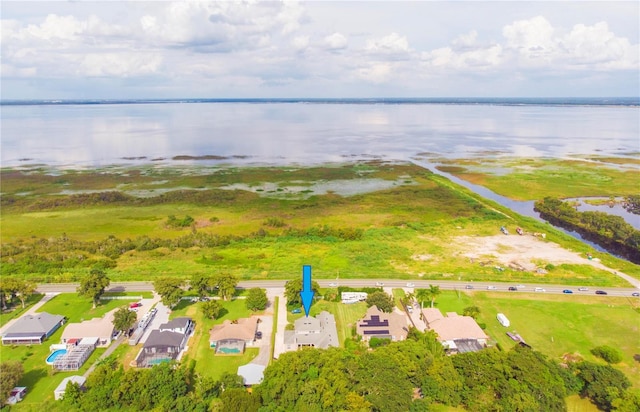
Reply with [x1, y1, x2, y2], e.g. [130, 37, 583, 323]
[2, 312, 65, 345]
[284, 311, 339, 351]
[133, 317, 193, 368]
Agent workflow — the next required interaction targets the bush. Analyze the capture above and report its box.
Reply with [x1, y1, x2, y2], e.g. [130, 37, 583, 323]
[591, 345, 623, 364]
[369, 337, 390, 348]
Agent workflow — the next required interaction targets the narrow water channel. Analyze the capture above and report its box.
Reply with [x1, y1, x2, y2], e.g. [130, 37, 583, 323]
[410, 159, 615, 255]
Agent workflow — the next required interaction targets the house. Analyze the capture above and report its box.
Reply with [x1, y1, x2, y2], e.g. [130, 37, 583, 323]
[1, 312, 65, 345]
[209, 317, 259, 354]
[341, 292, 368, 304]
[356, 306, 408, 343]
[61, 309, 116, 348]
[421, 308, 488, 353]
[54, 376, 86, 400]
[283, 311, 339, 351]
[238, 363, 266, 386]
[159, 317, 194, 335]
[133, 317, 193, 367]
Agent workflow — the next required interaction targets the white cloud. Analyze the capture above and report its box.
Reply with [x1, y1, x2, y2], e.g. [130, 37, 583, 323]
[357, 63, 392, 83]
[324, 32, 347, 50]
[291, 35, 309, 52]
[365, 32, 410, 55]
[81, 53, 162, 77]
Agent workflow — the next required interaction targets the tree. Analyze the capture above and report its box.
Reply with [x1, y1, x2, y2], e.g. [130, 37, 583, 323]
[221, 388, 260, 412]
[462, 306, 481, 319]
[284, 278, 320, 306]
[113, 306, 137, 335]
[365, 291, 394, 313]
[213, 274, 238, 301]
[0, 361, 23, 404]
[202, 300, 223, 320]
[416, 285, 441, 308]
[577, 361, 631, 410]
[245, 288, 268, 311]
[591, 345, 623, 364]
[78, 269, 110, 309]
[12, 279, 36, 309]
[190, 274, 212, 298]
[154, 277, 184, 308]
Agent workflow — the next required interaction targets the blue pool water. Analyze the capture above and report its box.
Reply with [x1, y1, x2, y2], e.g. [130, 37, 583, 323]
[46, 349, 67, 364]
[148, 358, 170, 365]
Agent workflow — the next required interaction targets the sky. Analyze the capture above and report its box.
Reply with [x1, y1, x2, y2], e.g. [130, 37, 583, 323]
[1, 1, 639, 99]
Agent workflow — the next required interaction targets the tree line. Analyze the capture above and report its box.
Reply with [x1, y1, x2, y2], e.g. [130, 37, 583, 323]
[0, 222, 363, 280]
[534, 197, 640, 263]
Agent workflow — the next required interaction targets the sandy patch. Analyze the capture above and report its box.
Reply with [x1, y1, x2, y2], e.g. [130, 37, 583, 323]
[455, 234, 588, 270]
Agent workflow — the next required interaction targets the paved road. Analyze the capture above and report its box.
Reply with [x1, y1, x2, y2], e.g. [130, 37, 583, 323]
[36, 280, 640, 297]
[270, 288, 288, 359]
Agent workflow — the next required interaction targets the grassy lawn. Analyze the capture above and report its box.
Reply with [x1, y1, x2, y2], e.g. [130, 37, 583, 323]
[171, 298, 259, 380]
[565, 395, 600, 412]
[102, 291, 154, 299]
[433, 291, 640, 387]
[37, 293, 131, 322]
[0, 294, 44, 327]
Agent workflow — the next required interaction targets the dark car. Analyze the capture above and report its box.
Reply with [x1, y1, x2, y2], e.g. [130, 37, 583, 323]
[562, 289, 573, 294]
[508, 287, 517, 291]
[595, 290, 608, 295]
[465, 285, 474, 289]
[632, 292, 639, 297]
[255, 331, 263, 340]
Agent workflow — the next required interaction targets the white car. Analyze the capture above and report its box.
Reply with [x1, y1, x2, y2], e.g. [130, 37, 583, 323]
[329, 282, 338, 287]
[578, 287, 589, 291]
[487, 286, 497, 290]
[375, 282, 384, 286]
[534, 287, 546, 292]
[406, 282, 415, 287]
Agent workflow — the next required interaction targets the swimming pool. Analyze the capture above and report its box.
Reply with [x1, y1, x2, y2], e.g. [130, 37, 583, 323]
[46, 349, 67, 364]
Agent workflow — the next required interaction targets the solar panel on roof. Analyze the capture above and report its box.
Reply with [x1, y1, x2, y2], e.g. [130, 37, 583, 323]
[363, 330, 390, 335]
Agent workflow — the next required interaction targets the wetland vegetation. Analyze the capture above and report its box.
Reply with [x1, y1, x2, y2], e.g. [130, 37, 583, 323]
[2, 161, 638, 285]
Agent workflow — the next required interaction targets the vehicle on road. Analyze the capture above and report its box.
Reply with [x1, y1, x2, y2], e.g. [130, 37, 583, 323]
[562, 289, 573, 294]
[129, 302, 142, 308]
[375, 282, 384, 286]
[595, 290, 608, 295]
[406, 282, 415, 287]
[578, 287, 589, 291]
[534, 287, 546, 292]
[508, 287, 517, 291]
[465, 285, 474, 289]
[291, 308, 302, 314]
[329, 282, 338, 287]
[407, 306, 413, 313]
[632, 292, 640, 297]
[487, 286, 497, 290]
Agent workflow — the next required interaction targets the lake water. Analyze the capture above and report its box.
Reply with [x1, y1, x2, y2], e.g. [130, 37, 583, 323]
[1, 99, 639, 167]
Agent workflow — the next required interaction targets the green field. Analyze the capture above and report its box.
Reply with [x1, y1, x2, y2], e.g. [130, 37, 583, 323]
[0, 294, 44, 327]
[434, 157, 640, 201]
[433, 291, 640, 387]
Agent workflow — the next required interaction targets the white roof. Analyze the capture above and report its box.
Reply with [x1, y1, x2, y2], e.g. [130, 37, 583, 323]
[238, 363, 265, 386]
[54, 375, 86, 393]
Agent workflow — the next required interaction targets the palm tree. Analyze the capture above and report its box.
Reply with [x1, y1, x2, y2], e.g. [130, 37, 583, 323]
[415, 288, 430, 309]
[427, 284, 441, 308]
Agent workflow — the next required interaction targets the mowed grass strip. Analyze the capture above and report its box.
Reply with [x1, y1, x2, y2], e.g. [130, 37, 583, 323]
[433, 291, 640, 387]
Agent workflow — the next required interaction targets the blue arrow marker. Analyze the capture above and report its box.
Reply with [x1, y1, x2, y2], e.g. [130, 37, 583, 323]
[300, 265, 314, 317]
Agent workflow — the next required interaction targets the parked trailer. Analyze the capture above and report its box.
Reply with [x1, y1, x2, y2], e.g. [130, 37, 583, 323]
[496, 313, 510, 327]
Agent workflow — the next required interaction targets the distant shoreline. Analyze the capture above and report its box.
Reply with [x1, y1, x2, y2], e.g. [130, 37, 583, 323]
[2, 97, 639, 107]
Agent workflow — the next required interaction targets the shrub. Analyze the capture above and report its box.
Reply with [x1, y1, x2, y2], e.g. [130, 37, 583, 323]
[591, 345, 623, 364]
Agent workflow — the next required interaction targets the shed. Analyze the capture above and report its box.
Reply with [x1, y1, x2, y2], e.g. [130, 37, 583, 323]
[54, 375, 86, 400]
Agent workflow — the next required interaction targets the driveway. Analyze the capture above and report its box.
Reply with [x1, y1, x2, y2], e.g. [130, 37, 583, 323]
[269, 288, 288, 359]
[139, 301, 170, 344]
[251, 315, 273, 366]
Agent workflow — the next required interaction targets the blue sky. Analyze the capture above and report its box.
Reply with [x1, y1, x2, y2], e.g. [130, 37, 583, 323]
[1, 1, 638, 99]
